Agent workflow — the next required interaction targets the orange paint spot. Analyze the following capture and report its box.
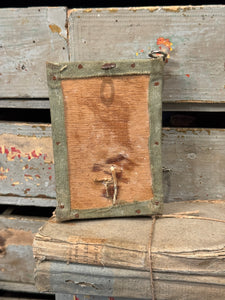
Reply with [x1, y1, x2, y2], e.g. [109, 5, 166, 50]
[157, 37, 173, 51]
[49, 24, 62, 34]
[35, 174, 41, 178]
[49, 176, 52, 180]
[186, 74, 190, 78]
[140, 49, 144, 53]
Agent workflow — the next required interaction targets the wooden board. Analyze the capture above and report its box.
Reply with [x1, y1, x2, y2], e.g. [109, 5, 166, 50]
[1, 124, 224, 206]
[0, 123, 56, 206]
[33, 200, 225, 299]
[68, 5, 225, 103]
[162, 128, 225, 202]
[47, 59, 164, 220]
[0, 99, 50, 109]
[0, 7, 68, 98]
[0, 213, 45, 293]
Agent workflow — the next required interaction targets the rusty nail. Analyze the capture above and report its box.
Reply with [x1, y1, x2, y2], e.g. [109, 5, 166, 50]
[101, 63, 116, 70]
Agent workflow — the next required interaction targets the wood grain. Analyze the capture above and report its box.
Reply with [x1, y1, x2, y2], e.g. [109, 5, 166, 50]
[68, 6, 225, 103]
[1, 124, 224, 205]
[62, 76, 153, 210]
[0, 7, 68, 98]
[0, 123, 56, 204]
[0, 214, 45, 293]
[162, 128, 225, 202]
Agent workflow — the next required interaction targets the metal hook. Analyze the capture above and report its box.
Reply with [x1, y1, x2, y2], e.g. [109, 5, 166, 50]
[148, 50, 167, 61]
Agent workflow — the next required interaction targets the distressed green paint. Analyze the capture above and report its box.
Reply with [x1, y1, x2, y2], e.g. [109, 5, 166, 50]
[47, 58, 164, 221]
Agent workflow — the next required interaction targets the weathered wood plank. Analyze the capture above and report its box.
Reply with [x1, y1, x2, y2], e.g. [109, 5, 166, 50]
[0, 214, 45, 293]
[0, 99, 50, 109]
[0, 7, 68, 98]
[34, 200, 225, 299]
[0, 297, 53, 300]
[0, 123, 56, 204]
[0, 282, 38, 293]
[68, 5, 225, 103]
[162, 128, 225, 202]
[56, 295, 74, 300]
[56, 296, 136, 300]
[0, 196, 56, 207]
[1, 124, 224, 205]
[0, 297, 51, 300]
[163, 103, 225, 112]
[36, 262, 225, 299]
[2, 100, 225, 111]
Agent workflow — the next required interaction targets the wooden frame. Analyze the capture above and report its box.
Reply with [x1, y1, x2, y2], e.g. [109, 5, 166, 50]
[47, 58, 164, 221]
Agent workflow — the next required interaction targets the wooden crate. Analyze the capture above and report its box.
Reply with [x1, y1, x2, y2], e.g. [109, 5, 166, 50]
[0, 4, 225, 300]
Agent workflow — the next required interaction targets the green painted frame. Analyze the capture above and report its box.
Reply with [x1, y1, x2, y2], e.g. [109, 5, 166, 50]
[47, 58, 164, 221]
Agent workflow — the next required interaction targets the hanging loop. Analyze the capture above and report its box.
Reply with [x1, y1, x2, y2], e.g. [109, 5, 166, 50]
[148, 50, 167, 61]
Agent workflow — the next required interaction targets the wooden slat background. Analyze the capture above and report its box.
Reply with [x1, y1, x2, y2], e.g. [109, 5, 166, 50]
[0, 213, 45, 293]
[0, 7, 68, 98]
[68, 6, 225, 103]
[0, 123, 56, 206]
[0, 5, 224, 299]
[1, 123, 224, 205]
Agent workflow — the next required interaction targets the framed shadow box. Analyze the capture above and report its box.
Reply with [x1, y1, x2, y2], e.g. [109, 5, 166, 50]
[47, 58, 164, 221]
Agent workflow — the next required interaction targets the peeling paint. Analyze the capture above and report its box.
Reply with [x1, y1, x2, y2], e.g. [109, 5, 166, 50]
[108, 8, 118, 13]
[129, 7, 159, 12]
[157, 37, 173, 52]
[0, 145, 49, 162]
[49, 24, 62, 34]
[12, 181, 20, 186]
[24, 174, 33, 180]
[0, 167, 9, 173]
[162, 6, 196, 13]
[83, 8, 92, 13]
